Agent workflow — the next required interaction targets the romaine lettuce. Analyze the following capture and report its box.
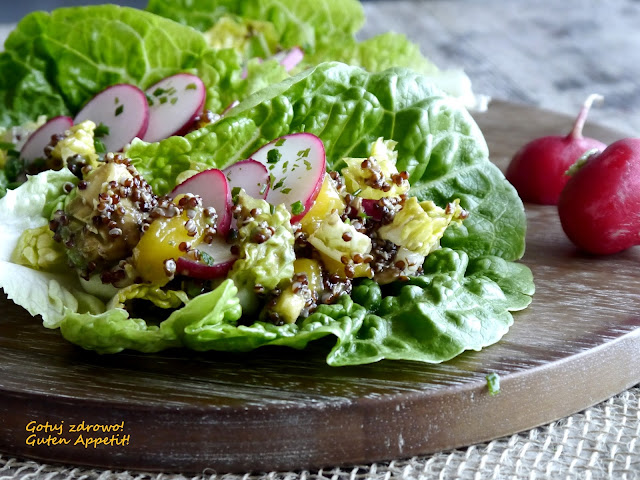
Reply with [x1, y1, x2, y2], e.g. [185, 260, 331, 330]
[145, 0, 485, 109]
[0, 5, 286, 129]
[146, 0, 365, 55]
[0, 6, 534, 366]
[129, 62, 525, 261]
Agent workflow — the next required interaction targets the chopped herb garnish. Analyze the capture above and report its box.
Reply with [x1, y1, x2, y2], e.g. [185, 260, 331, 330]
[199, 250, 215, 266]
[115, 105, 124, 116]
[270, 203, 276, 215]
[5, 156, 24, 182]
[186, 83, 197, 91]
[358, 211, 371, 220]
[170, 97, 178, 105]
[486, 372, 500, 396]
[267, 148, 282, 164]
[259, 183, 268, 195]
[94, 123, 110, 138]
[291, 201, 304, 215]
[282, 160, 289, 172]
[281, 187, 292, 194]
[0, 141, 15, 150]
[94, 138, 107, 153]
[32, 157, 46, 168]
[153, 88, 166, 97]
[275, 138, 286, 147]
[231, 186, 241, 203]
[273, 178, 285, 190]
[297, 148, 310, 158]
[115, 97, 120, 104]
[146, 94, 154, 107]
[159, 97, 168, 105]
[304, 159, 312, 171]
[352, 188, 362, 196]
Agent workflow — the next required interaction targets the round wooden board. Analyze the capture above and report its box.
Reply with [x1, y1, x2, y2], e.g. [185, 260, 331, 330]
[1, 101, 639, 474]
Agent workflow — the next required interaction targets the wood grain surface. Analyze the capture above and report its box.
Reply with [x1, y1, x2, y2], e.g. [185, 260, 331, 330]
[0, 101, 638, 474]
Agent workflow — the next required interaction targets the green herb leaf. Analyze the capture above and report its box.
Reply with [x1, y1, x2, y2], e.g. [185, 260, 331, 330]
[94, 138, 106, 153]
[94, 123, 110, 138]
[486, 372, 501, 396]
[266, 148, 281, 164]
[291, 200, 304, 215]
[199, 250, 215, 266]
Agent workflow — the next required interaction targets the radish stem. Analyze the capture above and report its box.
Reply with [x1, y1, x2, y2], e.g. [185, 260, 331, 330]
[569, 94, 604, 139]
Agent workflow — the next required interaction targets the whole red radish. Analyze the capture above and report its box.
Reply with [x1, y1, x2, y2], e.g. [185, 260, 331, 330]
[558, 138, 640, 255]
[506, 94, 606, 204]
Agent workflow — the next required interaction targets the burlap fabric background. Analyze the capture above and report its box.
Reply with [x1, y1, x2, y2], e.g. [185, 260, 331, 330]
[2, 0, 640, 478]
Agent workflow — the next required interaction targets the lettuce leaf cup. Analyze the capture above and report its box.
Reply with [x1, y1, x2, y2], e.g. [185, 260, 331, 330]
[0, 4, 533, 366]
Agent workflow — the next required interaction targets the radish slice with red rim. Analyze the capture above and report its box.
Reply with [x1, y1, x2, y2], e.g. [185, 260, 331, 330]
[223, 159, 270, 199]
[171, 168, 232, 236]
[143, 73, 206, 143]
[74, 84, 149, 153]
[20, 116, 73, 165]
[248, 133, 326, 223]
[176, 236, 237, 279]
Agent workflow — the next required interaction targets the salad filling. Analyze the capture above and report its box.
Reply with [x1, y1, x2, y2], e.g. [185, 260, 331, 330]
[38, 136, 467, 328]
[0, 4, 532, 366]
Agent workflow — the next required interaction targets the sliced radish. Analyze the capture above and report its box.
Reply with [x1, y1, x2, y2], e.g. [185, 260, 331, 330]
[20, 115, 73, 164]
[248, 133, 326, 223]
[176, 236, 237, 280]
[142, 73, 206, 143]
[271, 47, 304, 71]
[171, 169, 232, 236]
[74, 84, 149, 153]
[223, 159, 270, 199]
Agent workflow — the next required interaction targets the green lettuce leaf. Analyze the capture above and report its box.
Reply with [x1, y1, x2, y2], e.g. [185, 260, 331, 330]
[146, 0, 485, 109]
[129, 62, 525, 260]
[0, 169, 105, 328]
[146, 0, 365, 54]
[0, 44, 533, 365]
[0, 5, 286, 129]
[304, 32, 440, 76]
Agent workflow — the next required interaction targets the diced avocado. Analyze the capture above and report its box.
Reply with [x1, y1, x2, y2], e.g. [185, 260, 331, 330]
[54, 157, 149, 277]
[228, 190, 295, 291]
